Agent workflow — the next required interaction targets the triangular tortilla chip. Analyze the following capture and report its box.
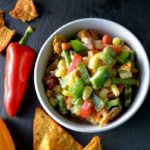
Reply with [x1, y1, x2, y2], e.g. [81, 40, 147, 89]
[38, 133, 51, 150]
[0, 10, 5, 26]
[0, 10, 16, 52]
[83, 136, 102, 150]
[0, 26, 16, 52]
[9, 0, 38, 22]
[33, 107, 83, 150]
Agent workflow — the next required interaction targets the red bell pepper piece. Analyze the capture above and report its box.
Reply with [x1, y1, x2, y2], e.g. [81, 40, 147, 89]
[102, 34, 112, 44]
[80, 100, 92, 119]
[4, 26, 36, 117]
[68, 54, 81, 73]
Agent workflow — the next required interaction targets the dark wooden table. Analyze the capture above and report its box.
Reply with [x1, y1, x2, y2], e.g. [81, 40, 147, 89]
[0, 0, 150, 149]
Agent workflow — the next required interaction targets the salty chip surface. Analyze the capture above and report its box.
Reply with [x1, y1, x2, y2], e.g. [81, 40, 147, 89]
[0, 26, 16, 52]
[0, 11, 16, 52]
[33, 107, 83, 150]
[9, 0, 38, 22]
[83, 136, 102, 150]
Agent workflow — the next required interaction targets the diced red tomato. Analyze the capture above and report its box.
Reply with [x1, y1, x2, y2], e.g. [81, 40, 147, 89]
[68, 54, 81, 73]
[80, 100, 92, 119]
[102, 34, 112, 44]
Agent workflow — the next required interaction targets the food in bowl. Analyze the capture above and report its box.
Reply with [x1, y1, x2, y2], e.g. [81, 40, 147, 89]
[43, 29, 139, 127]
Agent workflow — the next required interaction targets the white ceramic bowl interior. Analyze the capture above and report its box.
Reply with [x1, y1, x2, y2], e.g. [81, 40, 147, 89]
[34, 18, 150, 132]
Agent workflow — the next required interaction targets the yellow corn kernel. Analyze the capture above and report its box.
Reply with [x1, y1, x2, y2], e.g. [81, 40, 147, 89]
[82, 86, 93, 100]
[88, 54, 100, 70]
[68, 76, 75, 86]
[62, 43, 71, 51]
[111, 84, 120, 96]
[67, 69, 78, 85]
[55, 67, 67, 77]
[58, 59, 66, 68]
[62, 90, 71, 97]
[54, 42, 62, 54]
[112, 37, 121, 45]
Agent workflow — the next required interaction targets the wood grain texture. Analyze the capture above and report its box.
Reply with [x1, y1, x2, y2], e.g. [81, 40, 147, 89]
[0, 0, 150, 150]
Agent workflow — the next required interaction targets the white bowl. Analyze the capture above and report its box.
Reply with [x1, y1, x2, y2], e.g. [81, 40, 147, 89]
[34, 18, 150, 132]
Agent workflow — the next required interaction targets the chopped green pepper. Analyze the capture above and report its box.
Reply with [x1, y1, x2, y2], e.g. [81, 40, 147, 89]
[125, 85, 132, 107]
[117, 48, 130, 64]
[106, 98, 121, 109]
[101, 46, 116, 65]
[71, 40, 86, 53]
[63, 50, 71, 66]
[70, 77, 84, 98]
[56, 94, 67, 115]
[78, 62, 90, 85]
[92, 93, 105, 112]
[90, 66, 109, 89]
[112, 78, 139, 86]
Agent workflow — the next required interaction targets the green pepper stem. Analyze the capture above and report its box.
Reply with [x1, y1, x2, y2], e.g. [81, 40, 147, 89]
[19, 26, 35, 45]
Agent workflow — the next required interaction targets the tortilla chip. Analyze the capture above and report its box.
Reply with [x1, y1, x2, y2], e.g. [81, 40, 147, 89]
[9, 0, 38, 22]
[0, 26, 16, 52]
[0, 10, 5, 26]
[33, 107, 83, 150]
[38, 134, 51, 150]
[83, 136, 102, 150]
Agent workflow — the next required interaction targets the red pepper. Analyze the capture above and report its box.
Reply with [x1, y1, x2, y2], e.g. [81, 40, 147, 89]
[80, 100, 92, 119]
[4, 26, 36, 117]
[68, 54, 81, 73]
[102, 34, 112, 44]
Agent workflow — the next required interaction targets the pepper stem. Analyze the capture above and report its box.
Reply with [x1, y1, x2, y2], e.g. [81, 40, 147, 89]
[19, 26, 35, 45]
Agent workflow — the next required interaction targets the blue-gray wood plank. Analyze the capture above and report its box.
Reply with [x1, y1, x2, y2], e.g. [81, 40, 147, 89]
[0, 0, 150, 149]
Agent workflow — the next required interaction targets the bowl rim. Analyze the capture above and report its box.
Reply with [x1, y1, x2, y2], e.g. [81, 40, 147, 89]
[34, 18, 150, 132]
